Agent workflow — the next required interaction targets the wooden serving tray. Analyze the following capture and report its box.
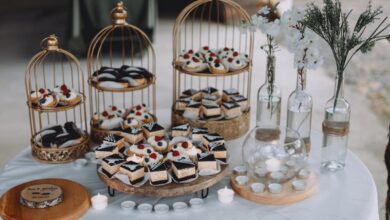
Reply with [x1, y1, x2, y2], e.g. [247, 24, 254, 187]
[230, 171, 317, 205]
[98, 164, 228, 197]
[0, 178, 90, 220]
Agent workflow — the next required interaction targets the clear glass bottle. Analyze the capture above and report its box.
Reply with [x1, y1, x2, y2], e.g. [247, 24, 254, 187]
[321, 76, 351, 171]
[256, 55, 281, 128]
[286, 68, 313, 153]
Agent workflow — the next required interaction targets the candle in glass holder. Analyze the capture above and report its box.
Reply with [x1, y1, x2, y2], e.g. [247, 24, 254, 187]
[91, 193, 108, 210]
[218, 186, 234, 204]
[265, 158, 282, 172]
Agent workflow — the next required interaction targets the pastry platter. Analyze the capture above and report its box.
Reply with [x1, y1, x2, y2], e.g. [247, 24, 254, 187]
[98, 164, 228, 197]
[0, 178, 90, 220]
[173, 63, 251, 77]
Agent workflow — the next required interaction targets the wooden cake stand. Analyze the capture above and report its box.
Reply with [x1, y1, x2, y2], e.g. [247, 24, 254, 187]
[230, 171, 317, 205]
[0, 178, 90, 220]
[98, 164, 228, 198]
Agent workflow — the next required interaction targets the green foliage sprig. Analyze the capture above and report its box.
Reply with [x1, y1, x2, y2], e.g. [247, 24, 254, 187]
[302, 0, 390, 109]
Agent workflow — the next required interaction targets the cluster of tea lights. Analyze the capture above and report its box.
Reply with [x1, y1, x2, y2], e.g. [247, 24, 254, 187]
[233, 163, 310, 194]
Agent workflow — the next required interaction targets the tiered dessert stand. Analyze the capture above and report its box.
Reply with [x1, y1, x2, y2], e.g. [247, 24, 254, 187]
[87, 2, 156, 143]
[171, 0, 254, 140]
[25, 35, 89, 163]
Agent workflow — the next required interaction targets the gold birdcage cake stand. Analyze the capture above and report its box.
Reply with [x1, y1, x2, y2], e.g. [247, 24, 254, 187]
[87, 2, 157, 143]
[171, 0, 254, 140]
[25, 35, 90, 163]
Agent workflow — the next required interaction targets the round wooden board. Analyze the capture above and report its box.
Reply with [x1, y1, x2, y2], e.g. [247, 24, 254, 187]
[171, 109, 250, 140]
[0, 178, 90, 220]
[98, 165, 228, 197]
[230, 172, 317, 205]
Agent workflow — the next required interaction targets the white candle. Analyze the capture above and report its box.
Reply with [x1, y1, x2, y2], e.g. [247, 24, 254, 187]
[218, 186, 234, 204]
[265, 158, 282, 172]
[91, 193, 108, 210]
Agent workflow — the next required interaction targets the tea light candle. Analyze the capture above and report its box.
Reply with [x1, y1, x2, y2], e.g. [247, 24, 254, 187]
[218, 186, 234, 204]
[265, 158, 282, 172]
[91, 193, 108, 210]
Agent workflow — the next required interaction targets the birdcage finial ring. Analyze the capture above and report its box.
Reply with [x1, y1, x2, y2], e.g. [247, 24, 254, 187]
[111, 1, 128, 25]
[40, 34, 59, 51]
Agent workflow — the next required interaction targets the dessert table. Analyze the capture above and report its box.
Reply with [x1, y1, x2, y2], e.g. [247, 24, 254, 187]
[0, 110, 379, 220]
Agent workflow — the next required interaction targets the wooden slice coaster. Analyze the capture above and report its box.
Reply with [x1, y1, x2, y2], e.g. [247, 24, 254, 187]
[98, 164, 228, 197]
[230, 171, 317, 205]
[0, 178, 90, 220]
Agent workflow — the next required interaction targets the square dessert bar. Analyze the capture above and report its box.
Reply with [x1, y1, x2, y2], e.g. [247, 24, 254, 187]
[208, 142, 228, 162]
[201, 87, 219, 96]
[222, 101, 242, 119]
[182, 89, 202, 101]
[148, 162, 169, 185]
[201, 102, 221, 119]
[171, 158, 197, 182]
[231, 95, 248, 111]
[202, 133, 225, 147]
[101, 154, 126, 178]
[197, 152, 218, 171]
[191, 127, 208, 142]
[172, 124, 190, 137]
[202, 94, 222, 105]
[121, 127, 144, 144]
[103, 134, 125, 149]
[184, 101, 201, 117]
[119, 161, 145, 184]
[175, 96, 192, 111]
[142, 122, 165, 137]
[95, 143, 118, 159]
[222, 88, 240, 101]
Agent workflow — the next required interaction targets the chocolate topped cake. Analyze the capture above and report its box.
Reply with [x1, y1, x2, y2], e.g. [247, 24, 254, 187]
[208, 142, 228, 162]
[148, 162, 169, 185]
[103, 134, 125, 149]
[119, 161, 145, 184]
[142, 122, 165, 137]
[182, 89, 202, 101]
[171, 158, 197, 182]
[191, 127, 208, 142]
[102, 154, 125, 177]
[202, 133, 225, 147]
[121, 127, 144, 144]
[197, 152, 218, 171]
[95, 143, 118, 159]
[201, 87, 219, 96]
[172, 124, 190, 137]
[222, 101, 242, 119]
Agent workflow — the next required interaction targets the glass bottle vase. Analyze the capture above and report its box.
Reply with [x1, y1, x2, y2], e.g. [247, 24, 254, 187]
[286, 68, 313, 153]
[256, 55, 281, 128]
[321, 76, 351, 171]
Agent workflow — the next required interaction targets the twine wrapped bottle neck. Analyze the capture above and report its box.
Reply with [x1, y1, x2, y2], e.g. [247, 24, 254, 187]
[111, 1, 128, 25]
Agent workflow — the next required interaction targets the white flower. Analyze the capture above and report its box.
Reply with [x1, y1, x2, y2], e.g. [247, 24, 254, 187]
[262, 19, 281, 37]
[305, 47, 323, 69]
[257, 6, 270, 15]
[293, 7, 305, 21]
[281, 10, 298, 27]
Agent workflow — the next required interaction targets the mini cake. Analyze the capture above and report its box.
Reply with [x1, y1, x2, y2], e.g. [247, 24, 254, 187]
[184, 101, 201, 118]
[182, 57, 208, 73]
[176, 50, 193, 66]
[201, 87, 219, 97]
[165, 150, 188, 162]
[131, 103, 148, 113]
[147, 136, 168, 153]
[143, 152, 164, 166]
[123, 117, 140, 129]
[148, 162, 169, 185]
[172, 124, 190, 137]
[191, 127, 208, 142]
[202, 133, 225, 147]
[39, 93, 58, 108]
[119, 161, 144, 184]
[171, 158, 197, 182]
[172, 141, 193, 153]
[30, 88, 48, 104]
[231, 95, 248, 111]
[142, 122, 165, 137]
[201, 94, 222, 105]
[129, 144, 154, 157]
[120, 127, 143, 144]
[209, 142, 228, 162]
[222, 101, 242, 119]
[95, 143, 118, 159]
[208, 59, 228, 74]
[197, 152, 218, 171]
[222, 88, 239, 101]
[128, 110, 154, 124]
[101, 154, 125, 178]
[175, 96, 192, 111]
[103, 134, 125, 149]
[201, 102, 222, 119]
[54, 84, 82, 106]
[182, 89, 202, 101]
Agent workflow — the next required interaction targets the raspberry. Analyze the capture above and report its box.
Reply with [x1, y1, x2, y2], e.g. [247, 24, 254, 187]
[188, 49, 194, 54]
[228, 57, 233, 63]
[111, 106, 117, 111]
[182, 142, 189, 148]
[138, 144, 145, 149]
[60, 84, 67, 91]
[172, 151, 180, 157]
[214, 59, 221, 64]
[209, 52, 216, 57]
[38, 88, 45, 94]
[135, 112, 142, 116]
[136, 105, 142, 110]
[192, 57, 199, 63]
[233, 51, 239, 57]
[102, 111, 109, 117]
[155, 136, 163, 141]
[150, 153, 157, 159]
[223, 47, 229, 51]
[203, 46, 209, 50]
[183, 54, 190, 59]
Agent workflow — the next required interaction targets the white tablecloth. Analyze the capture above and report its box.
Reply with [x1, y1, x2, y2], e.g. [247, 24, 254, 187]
[0, 110, 379, 220]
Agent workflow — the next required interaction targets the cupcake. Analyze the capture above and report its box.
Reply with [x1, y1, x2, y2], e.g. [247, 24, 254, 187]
[147, 136, 168, 153]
